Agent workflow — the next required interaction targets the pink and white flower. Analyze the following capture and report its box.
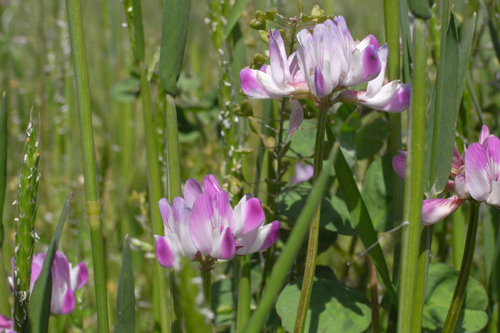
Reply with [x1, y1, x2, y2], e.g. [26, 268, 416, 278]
[11, 252, 88, 315]
[336, 44, 411, 112]
[291, 163, 314, 184]
[240, 30, 309, 100]
[0, 315, 15, 333]
[233, 194, 280, 255]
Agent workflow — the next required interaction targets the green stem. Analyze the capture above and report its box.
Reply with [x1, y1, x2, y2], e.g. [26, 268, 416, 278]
[236, 255, 251, 332]
[65, 0, 109, 331]
[442, 202, 480, 332]
[397, 18, 427, 333]
[244, 144, 339, 333]
[139, 64, 170, 333]
[203, 268, 212, 309]
[293, 106, 327, 333]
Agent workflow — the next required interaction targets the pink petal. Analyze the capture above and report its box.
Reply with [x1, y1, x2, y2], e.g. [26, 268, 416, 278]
[269, 30, 289, 87]
[450, 144, 464, 176]
[342, 44, 381, 87]
[235, 221, 280, 255]
[465, 143, 491, 201]
[240, 68, 294, 99]
[296, 28, 317, 95]
[0, 315, 14, 330]
[70, 263, 88, 291]
[30, 252, 46, 286]
[158, 198, 173, 233]
[202, 174, 222, 197]
[486, 135, 500, 182]
[314, 66, 329, 98]
[213, 190, 235, 230]
[155, 235, 175, 268]
[52, 252, 71, 290]
[260, 221, 280, 251]
[189, 194, 214, 256]
[366, 44, 388, 97]
[454, 174, 470, 199]
[288, 52, 300, 79]
[479, 125, 491, 145]
[234, 196, 265, 237]
[421, 195, 465, 225]
[288, 100, 304, 139]
[216, 227, 235, 260]
[291, 163, 314, 184]
[173, 198, 198, 260]
[52, 287, 75, 315]
[392, 153, 406, 180]
[184, 179, 203, 208]
[354, 81, 411, 113]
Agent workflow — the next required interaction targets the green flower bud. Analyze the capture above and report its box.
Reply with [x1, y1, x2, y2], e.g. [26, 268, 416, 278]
[301, 14, 311, 22]
[311, 5, 324, 18]
[252, 53, 267, 69]
[250, 18, 266, 30]
[265, 10, 275, 20]
[259, 30, 270, 44]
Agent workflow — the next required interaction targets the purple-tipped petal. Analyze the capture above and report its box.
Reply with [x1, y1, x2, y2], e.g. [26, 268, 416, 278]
[190, 194, 215, 255]
[155, 235, 175, 268]
[314, 66, 328, 98]
[0, 315, 14, 331]
[486, 136, 500, 181]
[237, 197, 265, 236]
[454, 174, 470, 199]
[288, 100, 304, 139]
[421, 195, 464, 225]
[213, 190, 235, 230]
[70, 263, 88, 291]
[465, 143, 491, 201]
[342, 45, 381, 87]
[288, 52, 300, 79]
[291, 163, 314, 184]
[52, 287, 75, 315]
[346, 81, 410, 113]
[366, 44, 388, 97]
[213, 227, 235, 260]
[296, 28, 317, 95]
[202, 174, 222, 197]
[269, 30, 289, 87]
[392, 152, 406, 180]
[240, 68, 295, 99]
[172, 198, 198, 260]
[184, 179, 203, 208]
[479, 125, 491, 145]
[158, 198, 173, 232]
[260, 221, 280, 251]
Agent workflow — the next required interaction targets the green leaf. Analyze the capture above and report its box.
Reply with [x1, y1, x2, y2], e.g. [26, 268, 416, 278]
[22, 193, 73, 333]
[422, 263, 488, 332]
[212, 278, 235, 328]
[479, 0, 500, 64]
[132, 0, 145, 62]
[223, 0, 249, 39]
[278, 182, 355, 235]
[408, 0, 432, 20]
[456, 14, 476, 111]
[362, 155, 395, 232]
[0, 93, 6, 248]
[355, 116, 388, 160]
[160, 0, 191, 96]
[327, 123, 398, 306]
[276, 278, 371, 333]
[423, 13, 461, 195]
[290, 120, 316, 157]
[115, 236, 135, 333]
[111, 78, 140, 103]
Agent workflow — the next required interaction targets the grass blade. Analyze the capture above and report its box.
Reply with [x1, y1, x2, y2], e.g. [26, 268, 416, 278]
[456, 14, 476, 110]
[22, 193, 73, 333]
[223, 0, 248, 39]
[160, 0, 191, 96]
[115, 236, 135, 333]
[0, 93, 6, 249]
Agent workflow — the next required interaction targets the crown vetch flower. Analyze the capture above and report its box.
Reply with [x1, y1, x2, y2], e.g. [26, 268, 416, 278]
[233, 194, 280, 255]
[10, 252, 88, 315]
[240, 30, 309, 100]
[155, 197, 200, 268]
[336, 44, 411, 112]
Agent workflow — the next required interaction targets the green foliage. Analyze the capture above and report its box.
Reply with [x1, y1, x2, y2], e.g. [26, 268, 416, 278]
[114, 236, 135, 333]
[223, 0, 249, 39]
[0, 93, 6, 248]
[276, 278, 371, 333]
[422, 263, 488, 332]
[22, 193, 72, 333]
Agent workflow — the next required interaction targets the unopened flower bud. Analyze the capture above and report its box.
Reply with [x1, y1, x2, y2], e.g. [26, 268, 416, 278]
[265, 10, 275, 20]
[249, 18, 266, 30]
[301, 14, 311, 22]
[252, 53, 267, 69]
[259, 30, 270, 44]
[311, 5, 324, 18]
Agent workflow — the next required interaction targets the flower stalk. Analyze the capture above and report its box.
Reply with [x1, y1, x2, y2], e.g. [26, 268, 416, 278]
[294, 105, 328, 333]
[65, 0, 109, 330]
[236, 255, 251, 332]
[442, 202, 480, 332]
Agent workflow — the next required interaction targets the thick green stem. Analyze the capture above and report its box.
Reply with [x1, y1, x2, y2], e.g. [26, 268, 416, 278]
[397, 19, 427, 333]
[203, 268, 212, 309]
[293, 106, 327, 333]
[442, 202, 480, 332]
[139, 65, 170, 333]
[65, 0, 109, 330]
[236, 255, 251, 332]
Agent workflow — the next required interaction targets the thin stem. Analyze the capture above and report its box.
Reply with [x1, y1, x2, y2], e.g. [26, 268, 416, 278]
[236, 255, 251, 332]
[203, 268, 212, 309]
[65, 0, 109, 330]
[369, 258, 380, 333]
[397, 18, 427, 333]
[139, 64, 170, 333]
[293, 106, 327, 333]
[442, 202, 480, 332]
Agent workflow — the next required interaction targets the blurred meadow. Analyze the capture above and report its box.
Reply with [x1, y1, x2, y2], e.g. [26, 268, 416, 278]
[1, 0, 500, 332]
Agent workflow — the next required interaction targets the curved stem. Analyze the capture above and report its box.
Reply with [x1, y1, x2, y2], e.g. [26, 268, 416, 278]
[293, 106, 327, 333]
[442, 202, 480, 332]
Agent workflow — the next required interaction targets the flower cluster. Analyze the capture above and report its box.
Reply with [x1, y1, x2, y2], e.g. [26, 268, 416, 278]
[240, 16, 411, 136]
[0, 251, 88, 332]
[155, 175, 280, 268]
[393, 125, 500, 225]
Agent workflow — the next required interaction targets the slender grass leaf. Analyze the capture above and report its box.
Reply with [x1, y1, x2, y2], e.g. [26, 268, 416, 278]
[115, 236, 135, 333]
[132, 0, 145, 62]
[399, 0, 413, 83]
[0, 93, 6, 248]
[423, 13, 460, 195]
[223, 0, 249, 39]
[22, 192, 73, 333]
[456, 14, 476, 111]
[160, 0, 191, 96]
[408, 0, 432, 20]
[326, 123, 398, 306]
[479, 0, 500, 64]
